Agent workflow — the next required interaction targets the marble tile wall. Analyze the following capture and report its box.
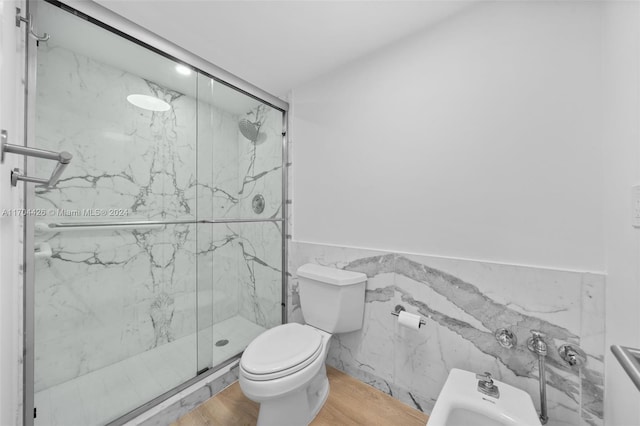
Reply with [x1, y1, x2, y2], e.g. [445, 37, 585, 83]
[288, 241, 605, 426]
[34, 45, 200, 392]
[196, 96, 241, 368]
[236, 104, 284, 330]
[33, 44, 284, 393]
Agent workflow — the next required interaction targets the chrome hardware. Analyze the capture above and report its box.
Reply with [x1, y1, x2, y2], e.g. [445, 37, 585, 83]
[611, 345, 640, 392]
[559, 344, 586, 367]
[252, 194, 265, 214]
[390, 305, 427, 327]
[527, 330, 549, 424]
[15, 7, 50, 42]
[1, 132, 72, 188]
[0, 130, 7, 163]
[475, 372, 500, 398]
[495, 328, 517, 349]
[527, 330, 548, 356]
[36, 218, 283, 232]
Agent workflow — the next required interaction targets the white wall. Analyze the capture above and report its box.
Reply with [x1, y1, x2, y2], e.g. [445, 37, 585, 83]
[0, 1, 25, 425]
[292, 1, 604, 272]
[602, 2, 640, 425]
[292, 1, 640, 424]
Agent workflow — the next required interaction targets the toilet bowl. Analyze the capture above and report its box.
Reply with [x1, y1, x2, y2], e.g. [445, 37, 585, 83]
[428, 369, 540, 426]
[240, 323, 332, 425]
[239, 264, 367, 426]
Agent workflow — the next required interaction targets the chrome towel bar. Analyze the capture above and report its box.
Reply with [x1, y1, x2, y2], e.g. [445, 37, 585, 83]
[1, 130, 73, 188]
[611, 345, 640, 392]
[36, 218, 284, 232]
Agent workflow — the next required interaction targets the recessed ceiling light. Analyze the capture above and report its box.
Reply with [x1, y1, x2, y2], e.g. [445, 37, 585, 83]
[175, 64, 192, 76]
[126, 94, 171, 112]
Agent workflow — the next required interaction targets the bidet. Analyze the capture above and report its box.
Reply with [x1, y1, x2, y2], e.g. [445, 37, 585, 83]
[427, 369, 540, 426]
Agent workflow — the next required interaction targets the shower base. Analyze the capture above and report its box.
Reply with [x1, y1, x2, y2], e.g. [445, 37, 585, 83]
[33, 316, 265, 426]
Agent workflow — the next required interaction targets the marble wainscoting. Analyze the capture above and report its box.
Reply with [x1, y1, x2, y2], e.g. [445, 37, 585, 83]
[288, 242, 605, 426]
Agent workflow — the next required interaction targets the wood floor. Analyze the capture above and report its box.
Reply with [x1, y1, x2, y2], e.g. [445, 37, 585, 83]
[172, 366, 429, 426]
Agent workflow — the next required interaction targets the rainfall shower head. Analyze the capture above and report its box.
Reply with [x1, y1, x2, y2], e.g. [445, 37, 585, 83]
[238, 119, 259, 142]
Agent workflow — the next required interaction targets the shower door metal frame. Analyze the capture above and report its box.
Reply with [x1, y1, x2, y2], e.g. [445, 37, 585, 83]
[22, 1, 290, 425]
[22, 0, 37, 424]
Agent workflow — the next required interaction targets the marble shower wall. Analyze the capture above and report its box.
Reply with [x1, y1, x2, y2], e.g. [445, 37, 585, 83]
[236, 104, 284, 330]
[34, 45, 199, 392]
[288, 241, 605, 426]
[196, 96, 241, 367]
[198, 97, 284, 344]
[34, 45, 284, 390]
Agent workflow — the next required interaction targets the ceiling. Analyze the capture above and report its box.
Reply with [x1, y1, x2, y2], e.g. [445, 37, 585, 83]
[39, 1, 262, 115]
[92, 0, 476, 99]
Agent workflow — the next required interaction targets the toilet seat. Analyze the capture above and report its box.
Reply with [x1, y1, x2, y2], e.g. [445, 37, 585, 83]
[241, 323, 323, 381]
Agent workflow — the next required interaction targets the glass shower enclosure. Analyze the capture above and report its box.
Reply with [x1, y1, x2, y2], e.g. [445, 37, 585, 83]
[25, 2, 286, 425]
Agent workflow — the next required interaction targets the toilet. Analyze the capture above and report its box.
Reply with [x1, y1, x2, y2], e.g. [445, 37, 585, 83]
[239, 263, 367, 426]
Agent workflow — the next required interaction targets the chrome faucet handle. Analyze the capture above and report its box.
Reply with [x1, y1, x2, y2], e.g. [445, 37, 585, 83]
[476, 372, 500, 398]
[530, 330, 546, 339]
[528, 330, 548, 356]
[476, 372, 493, 384]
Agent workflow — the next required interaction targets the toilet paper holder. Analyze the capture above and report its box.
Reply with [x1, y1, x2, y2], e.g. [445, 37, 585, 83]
[391, 305, 427, 328]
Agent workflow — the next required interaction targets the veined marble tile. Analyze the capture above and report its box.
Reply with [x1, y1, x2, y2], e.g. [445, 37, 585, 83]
[287, 241, 605, 426]
[236, 222, 283, 329]
[33, 35, 283, 425]
[580, 274, 605, 426]
[237, 105, 284, 220]
[36, 47, 198, 221]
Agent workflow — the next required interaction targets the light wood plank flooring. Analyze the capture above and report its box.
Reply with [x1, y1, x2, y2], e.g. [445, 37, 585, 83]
[172, 366, 428, 426]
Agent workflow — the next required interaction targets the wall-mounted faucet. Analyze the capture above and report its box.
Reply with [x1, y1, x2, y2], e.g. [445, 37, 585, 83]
[527, 330, 549, 425]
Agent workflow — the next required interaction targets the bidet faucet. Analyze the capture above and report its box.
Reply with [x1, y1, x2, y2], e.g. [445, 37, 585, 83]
[476, 372, 500, 398]
[527, 330, 549, 425]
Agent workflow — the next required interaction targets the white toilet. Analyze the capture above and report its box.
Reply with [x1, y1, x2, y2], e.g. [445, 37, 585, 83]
[239, 263, 367, 426]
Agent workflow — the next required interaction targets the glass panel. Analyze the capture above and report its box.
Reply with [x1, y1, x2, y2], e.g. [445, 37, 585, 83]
[196, 75, 283, 369]
[209, 222, 283, 367]
[30, 2, 284, 425]
[33, 3, 198, 425]
[197, 76, 283, 221]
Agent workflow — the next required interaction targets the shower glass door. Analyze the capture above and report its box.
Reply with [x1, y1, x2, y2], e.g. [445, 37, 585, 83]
[28, 2, 284, 425]
[196, 76, 284, 372]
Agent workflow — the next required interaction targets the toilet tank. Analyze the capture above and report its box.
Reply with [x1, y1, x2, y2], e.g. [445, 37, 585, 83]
[297, 264, 367, 333]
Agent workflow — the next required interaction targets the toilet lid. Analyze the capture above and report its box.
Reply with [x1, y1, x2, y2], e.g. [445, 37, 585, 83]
[241, 323, 322, 376]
